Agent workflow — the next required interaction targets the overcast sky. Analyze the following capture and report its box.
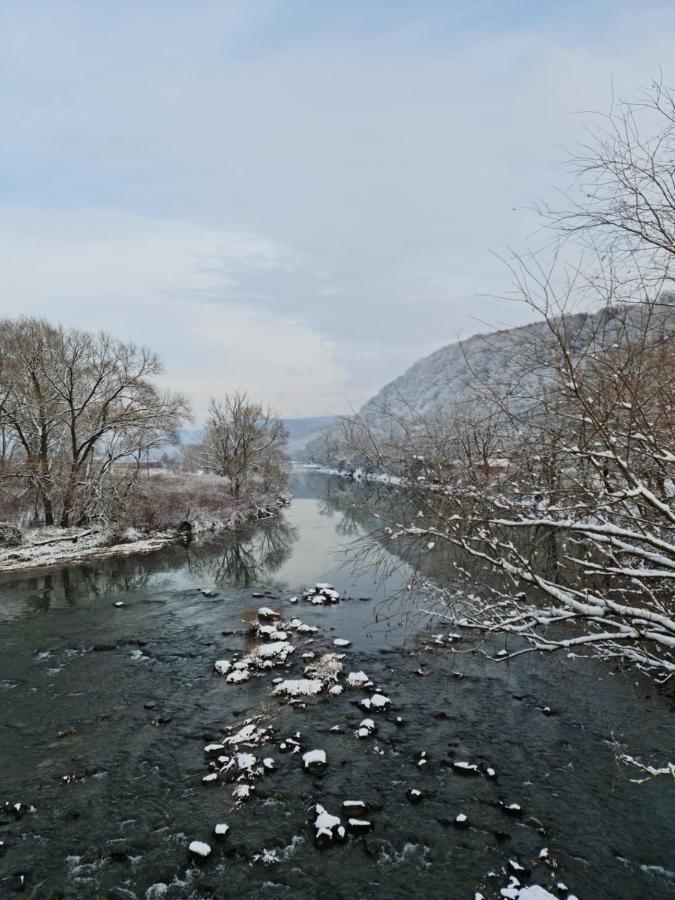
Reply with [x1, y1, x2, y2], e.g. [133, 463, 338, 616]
[2, 1, 675, 419]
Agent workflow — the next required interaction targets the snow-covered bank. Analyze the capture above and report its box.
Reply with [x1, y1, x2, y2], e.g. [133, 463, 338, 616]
[0, 495, 289, 575]
[292, 462, 403, 486]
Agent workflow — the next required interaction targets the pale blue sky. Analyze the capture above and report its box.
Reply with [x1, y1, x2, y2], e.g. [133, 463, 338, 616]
[2, 1, 675, 416]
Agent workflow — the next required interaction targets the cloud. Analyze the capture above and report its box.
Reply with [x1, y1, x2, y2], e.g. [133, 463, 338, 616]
[1, 1, 675, 417]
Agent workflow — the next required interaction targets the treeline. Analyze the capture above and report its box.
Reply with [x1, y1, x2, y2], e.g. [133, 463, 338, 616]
[0, 317, 288, 531]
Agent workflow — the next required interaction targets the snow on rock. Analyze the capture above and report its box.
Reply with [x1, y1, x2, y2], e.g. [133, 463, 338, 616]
[347, 818, 372, 833]
[302, 749, 327, 772]
[236, 752, 257, 772]
[253, 641, 294, 662]
[188, 840, 211, 859]
[226, 641, 295, 678]
[499, 801, 523, 816]
[114, 601, 126, 608]
[513, 887, 558, 900]
[329, 684, 343, 696]
[303, 583, 341, 605]
[252, 848, 281, 865]
[226, 662, 252, 684]
[263, 757, 276, 771]
[223, 718, 274, 747]
[346, 671, 370, 687]
[500, 877, 522, 899]
[257, 607, 280, 620]
[202, 772, 218, 784]
[214, 660, 231, 676]
[232, 783, 253, 803]
[454, 813, 469, 829]
[214, 823, 229, 839]
[303, 652, 344, 685]
[406, 788, 423, 804]
[360, 693, 391, 712]
[356, 718, 377, 739]
[313, 804, 345, 847]
[342, 800, 367, 814]
[204, 743, 225, 758]
[333, 638, 351, 647]
[272, 678, 323, 698]
[257, 624, 288, 641]
[453, 761, 480, 775]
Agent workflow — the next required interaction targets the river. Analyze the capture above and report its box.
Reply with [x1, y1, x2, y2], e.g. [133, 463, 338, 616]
[0, 470, 672, 899]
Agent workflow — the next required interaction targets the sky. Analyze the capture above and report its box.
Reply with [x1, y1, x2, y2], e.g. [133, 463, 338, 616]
[2, 0, 675, 420]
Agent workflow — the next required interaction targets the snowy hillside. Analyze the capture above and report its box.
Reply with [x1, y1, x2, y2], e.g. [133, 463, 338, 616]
[304, 301, 674, 464]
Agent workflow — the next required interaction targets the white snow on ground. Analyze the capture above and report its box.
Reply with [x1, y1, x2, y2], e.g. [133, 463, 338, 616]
[0, 527, 174, 574]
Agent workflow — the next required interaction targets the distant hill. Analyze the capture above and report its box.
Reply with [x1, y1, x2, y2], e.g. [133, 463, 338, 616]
[282, 416, 337, 456]
[179, 417, 337, 457]
[304, 301, 675, 465]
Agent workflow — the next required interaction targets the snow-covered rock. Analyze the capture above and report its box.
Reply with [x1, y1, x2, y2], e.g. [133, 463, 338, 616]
[333, 638, 351, 647]
[257, 607, 280, 620]
[232, 783, 253, 803]
[346, 671, 369, 687]
[499, 801, 523, 816]
[303, 652, 344, 684]
[272, 678, 323, 697]
[214, 823, 229, 840]
[513, 887, 557, 900]
[257, 624, 288, 641]
[303, 583, 341, 605]
[360, 693, 391, 712]
[188, 840, 212, 859]
[313, 804, 345, 847]
[302, 749, 327, 772]
[356, 718, 377, 738]
[342, 800, 367, 814]
[214, 659, 231, 676]
[204, 743, 225, 758]
[226, 667, 251, 684]
[453, 761, 479, 775]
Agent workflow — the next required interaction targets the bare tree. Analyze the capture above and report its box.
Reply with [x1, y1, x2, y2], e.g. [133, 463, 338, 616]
[0, 317, 190, 527]
[198, 391, 289, 498]
[345, 81, 675, 682]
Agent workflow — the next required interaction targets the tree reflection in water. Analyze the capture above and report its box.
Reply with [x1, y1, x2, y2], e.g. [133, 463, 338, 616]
[186, 515, 298, 588]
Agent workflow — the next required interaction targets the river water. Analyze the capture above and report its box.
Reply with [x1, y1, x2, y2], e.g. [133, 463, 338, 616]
[0, 471, 672, 899]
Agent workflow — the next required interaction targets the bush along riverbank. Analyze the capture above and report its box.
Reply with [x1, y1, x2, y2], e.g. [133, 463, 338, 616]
[0, 471, 290, 574]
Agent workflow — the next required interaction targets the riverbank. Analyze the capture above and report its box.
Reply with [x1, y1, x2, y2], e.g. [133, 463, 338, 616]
[0, 491, 289, 575]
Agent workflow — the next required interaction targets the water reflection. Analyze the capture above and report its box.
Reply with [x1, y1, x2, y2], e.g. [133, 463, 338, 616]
[0, 515, 299, 620]
[184, 516, 298, 587]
